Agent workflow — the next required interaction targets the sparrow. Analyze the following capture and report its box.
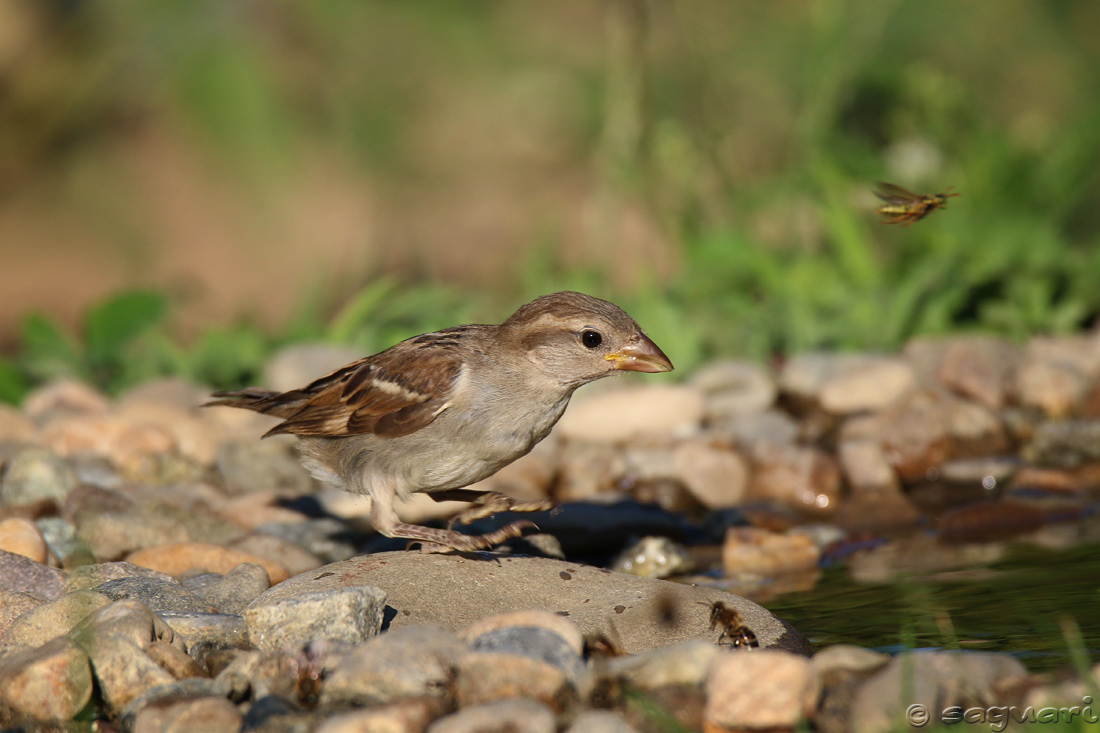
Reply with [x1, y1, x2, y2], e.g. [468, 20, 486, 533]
[207, 291, 673, 552]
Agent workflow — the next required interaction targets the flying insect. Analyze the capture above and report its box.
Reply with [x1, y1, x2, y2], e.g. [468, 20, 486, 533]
[874, 182, 960, 225]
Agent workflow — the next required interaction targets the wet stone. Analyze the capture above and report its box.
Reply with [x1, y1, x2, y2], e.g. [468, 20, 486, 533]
[322, 624, 465, 706]
[243, 584, 386, 652]
[0, 637, 92, 722]
[0, 447, 77, 507]
[747, 443, 841, 514]
[611, 536, 694, 579]
[94, 577, 215, 614]
[709, 408, 800, 447]
[722, 527, 821, 578]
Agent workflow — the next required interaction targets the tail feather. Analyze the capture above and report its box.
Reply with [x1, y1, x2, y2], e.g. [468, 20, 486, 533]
[203, 388, 307, 420]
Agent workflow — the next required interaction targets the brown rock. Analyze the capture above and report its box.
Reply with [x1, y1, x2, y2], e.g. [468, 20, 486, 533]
[145, 639, 206, 680]
[127, 542, 289, 584]
[819, 357, 916, 415]
[1, 589, 111, 646]
[427, 698, 556, 733]
[22, 379, 110, 422]
[0, 517, 47, 563]
[0, 589, 43, 635]
[0, 548, 65, 598]
[317, 697, 448, 733]
[80, 633, 176, 713]
[78, 512, 191, 561]
[672, 439, 749, 509]
[936, 336, 1020, 410]
[747, 444, 841, 514]
[704, 650, 820, 729]
[456, 652, 573, 711]
[131, 696, 243, 733]
[837, 439, 901, 497]
[1015, 353, 1090, 418]
[721, 527, 820, 578]
[0, 637, 92, 721]
[876, 390, 953, 481]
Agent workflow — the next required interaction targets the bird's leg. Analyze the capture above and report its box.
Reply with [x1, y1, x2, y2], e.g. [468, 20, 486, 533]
[429, 489, 555, 527]
[369, 482, 537, 553]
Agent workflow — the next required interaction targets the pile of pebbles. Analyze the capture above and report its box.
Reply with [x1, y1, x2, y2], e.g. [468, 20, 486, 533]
[1, 329, 1099, 730]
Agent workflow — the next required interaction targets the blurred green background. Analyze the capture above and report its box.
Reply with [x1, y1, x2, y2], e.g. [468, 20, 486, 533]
[2, 0, 1100, 403]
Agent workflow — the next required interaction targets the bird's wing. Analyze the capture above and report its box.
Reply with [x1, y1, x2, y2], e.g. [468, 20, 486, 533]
[212, 329, 473, 439]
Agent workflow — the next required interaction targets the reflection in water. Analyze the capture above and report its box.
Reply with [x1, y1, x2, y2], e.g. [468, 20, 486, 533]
[762, 542, 1100, 673]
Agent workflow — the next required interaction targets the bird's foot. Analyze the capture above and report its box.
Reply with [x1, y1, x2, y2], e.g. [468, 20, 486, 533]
[446, 491, 555, 527]
[395, 519, 538, 554]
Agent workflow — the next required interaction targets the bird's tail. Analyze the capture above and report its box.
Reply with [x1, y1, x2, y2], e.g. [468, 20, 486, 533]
[204, 388, 309, 420]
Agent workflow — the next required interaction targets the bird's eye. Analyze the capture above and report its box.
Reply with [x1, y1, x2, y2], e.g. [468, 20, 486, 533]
[581, 330, 603, 349]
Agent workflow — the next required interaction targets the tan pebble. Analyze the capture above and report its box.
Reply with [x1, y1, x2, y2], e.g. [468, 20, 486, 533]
[112, 422, 178, 463]
[22, 379, 110, 420]
[0, 404, 37, 444]
[127, 542, 289, 584]
[0, 517, 48, 564]
[39, 415, 121, 456]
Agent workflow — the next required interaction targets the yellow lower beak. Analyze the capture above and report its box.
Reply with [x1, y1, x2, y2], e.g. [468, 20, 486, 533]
[606, 336, 674, 373]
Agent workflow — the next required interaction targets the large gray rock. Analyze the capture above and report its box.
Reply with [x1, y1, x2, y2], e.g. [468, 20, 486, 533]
[249, 552, 810, 656]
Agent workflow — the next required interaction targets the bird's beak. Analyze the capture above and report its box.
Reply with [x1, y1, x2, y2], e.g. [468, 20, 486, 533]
[606, 335, 674, 373]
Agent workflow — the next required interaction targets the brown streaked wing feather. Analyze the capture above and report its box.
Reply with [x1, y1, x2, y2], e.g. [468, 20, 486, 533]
[263, 332, 469, 439]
